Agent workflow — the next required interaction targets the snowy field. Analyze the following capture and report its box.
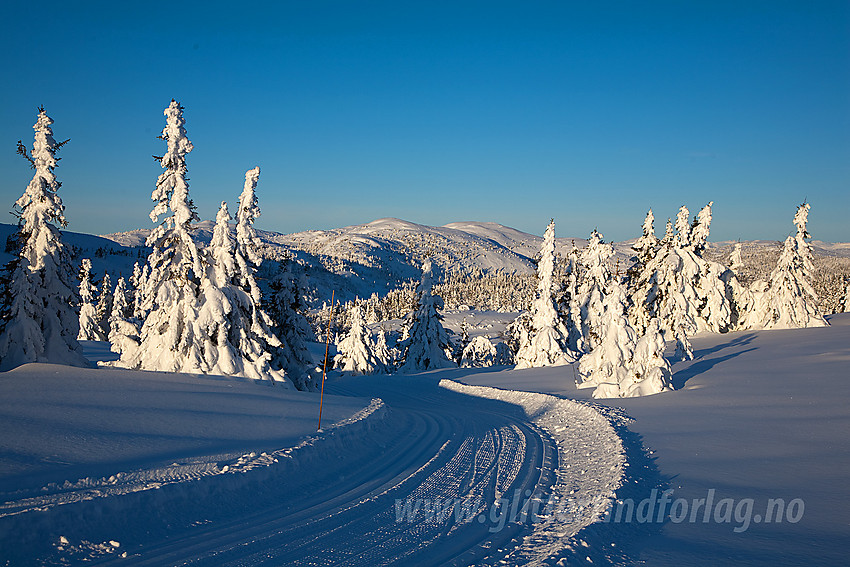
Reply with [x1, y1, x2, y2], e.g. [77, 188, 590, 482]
[456, 313, 850, 566]
[1, 315, 847, 565]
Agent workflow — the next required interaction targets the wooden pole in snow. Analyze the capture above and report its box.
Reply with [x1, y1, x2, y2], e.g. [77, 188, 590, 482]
[317, 290, 335, 431]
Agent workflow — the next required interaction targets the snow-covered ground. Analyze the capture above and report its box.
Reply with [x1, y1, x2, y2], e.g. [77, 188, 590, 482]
[3, 316, 848, 564]
[455, 313, 850, 566]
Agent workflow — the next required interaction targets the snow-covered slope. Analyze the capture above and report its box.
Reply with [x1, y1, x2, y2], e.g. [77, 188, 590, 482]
[455, 313, 850, 566]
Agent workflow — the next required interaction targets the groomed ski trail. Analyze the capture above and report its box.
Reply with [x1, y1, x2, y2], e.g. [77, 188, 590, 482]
[9, 375, 626, 566]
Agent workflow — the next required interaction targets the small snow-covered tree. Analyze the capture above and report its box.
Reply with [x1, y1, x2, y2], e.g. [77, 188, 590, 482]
[618, 318, 673, 398]
[729, 242, 744, 274]
[334, 304, 385, 375]
[577, 283, 672, 399]
[374, 327, 395, 372]
[0, 108, 87, 371]
[746, 203, 828, 329]
[108, 276, 141, 358]
[77, 259, 105, 341]
[514, 220, 576, 368]
[398, 259, 455, 373]
[576, 280, 637, 392]
[461, 335, 498, 368]
[118, 100, 208, 373]
[842, 279, 850, 313]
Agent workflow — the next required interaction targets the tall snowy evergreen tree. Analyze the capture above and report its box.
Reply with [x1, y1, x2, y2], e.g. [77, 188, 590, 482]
[746, 203, 828, 329]
[77, 258, 105, 341]
[629, 202, 734, 357]
[398, 259, 455, 373]
[0, 108, 87, 371]
[515, 220, 576, 368]
[574, 229, 614, 354]
[195, 200, 286, 382]
[118, 100, 208, 373]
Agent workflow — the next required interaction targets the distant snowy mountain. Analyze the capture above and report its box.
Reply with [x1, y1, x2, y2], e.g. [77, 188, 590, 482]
[3, 219, 848, 308]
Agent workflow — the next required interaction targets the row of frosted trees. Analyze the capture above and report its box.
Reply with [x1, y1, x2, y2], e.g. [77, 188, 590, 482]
[332, 200, 832, 399]
[508, 201, 828, 398]
[0, 103, 314, 389]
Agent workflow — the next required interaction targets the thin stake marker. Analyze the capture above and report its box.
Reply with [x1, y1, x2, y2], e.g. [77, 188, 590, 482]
[317, 290, 335, 431]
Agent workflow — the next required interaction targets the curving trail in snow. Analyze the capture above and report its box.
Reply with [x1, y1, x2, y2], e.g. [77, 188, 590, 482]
[2, 374, 626, 566]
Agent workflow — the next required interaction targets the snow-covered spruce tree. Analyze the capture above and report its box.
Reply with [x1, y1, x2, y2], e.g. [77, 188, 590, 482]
[576, 281, 672, 398]
[574, 229, 613, 354]
[746, 203, 828, 329]
[108, 276, 141, 358]
[398, 259, 455, 373]
[576, 279, 635, 392]
[334, 303, 385, 375]
[95, 272, 113, 341]
[118, 100, 208, 373]
[629, 209, 659, 278]
[453, 316, 470, 364]
[729, 242, 744, 274]
[629, 202, 734, 355]
[195, 200, 286, 382]
[77, 258, 105, 341]
[266, 255, 316, 390]
[514, 220, 576, 368]
[0, 108, 87, 371]
[461, 335, 498, 368]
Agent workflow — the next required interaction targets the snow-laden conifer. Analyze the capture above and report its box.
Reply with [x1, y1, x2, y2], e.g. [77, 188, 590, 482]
[632, 209, 659, 267]
[746, 203, 828, 329]
[577, 282, 672, 398]
[108, 276, 141, 358]
[398, 259, 455, 373]
[461, 335, 498, 368]
[77, 259, 105, 341]
[574, 229, 613, 353]
[514, 220, 576, 368]
[267, 256, 316, 390]
[95, 272, 113, 341]
[630, 202, 733, 347]
[729, 243, 744, 274]
[0, 108, 87, 370]
[374, 328, 394, 372]
[690, 201, 713, 253]
[118, 100, 208, 373]
[195, 201, 286, 383]
[334, 304, 385, 375]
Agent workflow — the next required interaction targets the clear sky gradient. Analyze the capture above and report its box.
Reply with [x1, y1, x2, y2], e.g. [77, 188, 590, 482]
[1, 1, 848, 242]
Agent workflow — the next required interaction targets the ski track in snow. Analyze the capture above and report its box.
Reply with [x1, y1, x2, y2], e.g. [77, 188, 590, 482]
[3, 377, 626, 566]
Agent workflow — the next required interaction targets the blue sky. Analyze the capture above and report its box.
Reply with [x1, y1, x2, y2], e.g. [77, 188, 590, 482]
[1, 1, 848, 242]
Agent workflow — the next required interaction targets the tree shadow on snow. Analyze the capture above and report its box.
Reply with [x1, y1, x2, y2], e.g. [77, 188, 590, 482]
[672, 347, 758, 390]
